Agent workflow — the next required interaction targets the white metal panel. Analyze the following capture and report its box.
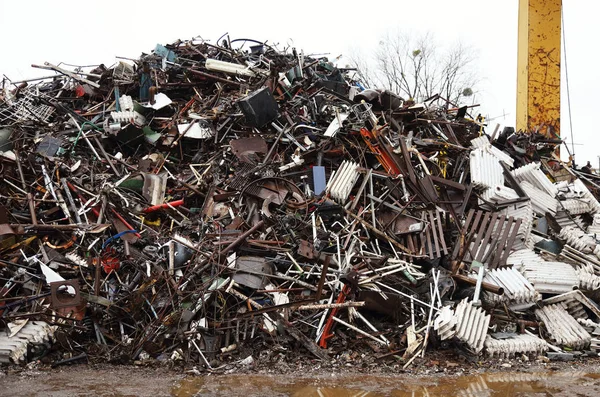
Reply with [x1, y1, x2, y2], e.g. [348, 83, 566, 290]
[326, 160, 360, 203]
[559, 226, 596, 254]
[535, 304, 591, 349]
[506, 249, 543, 267]
[571, 179, 600, 214]
[483, 267, 540, 309]
[470, 135, 515, 167]
[437, 299, 491, 353]
[484, 333, 547, 358]
[511, 163, 558, 197]
[433, 305, 457, 340]
[576, 265, 600, 291]
[554, 211, 586, 229]
[454, 299, 490, 353]
[470, 148, 504, 190]
[559, 199, 592, 215]
[517, 260, 579, 294]
[520, 181, 558, 216]
[110, 110, 146, 126]
[0, 321, 54, 364]
[482, 185, 519, 203]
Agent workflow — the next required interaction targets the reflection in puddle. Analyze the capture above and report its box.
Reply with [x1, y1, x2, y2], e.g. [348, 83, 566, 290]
[173, 371, 600, 397]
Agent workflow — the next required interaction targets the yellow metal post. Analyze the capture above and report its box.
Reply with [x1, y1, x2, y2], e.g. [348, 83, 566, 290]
[516, 0, 561, 140]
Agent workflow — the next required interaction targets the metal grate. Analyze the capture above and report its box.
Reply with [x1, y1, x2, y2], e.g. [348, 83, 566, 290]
[455, 209, 522, 269]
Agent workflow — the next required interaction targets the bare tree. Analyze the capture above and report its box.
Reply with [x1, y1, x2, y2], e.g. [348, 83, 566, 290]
[349, 31, 479, 106]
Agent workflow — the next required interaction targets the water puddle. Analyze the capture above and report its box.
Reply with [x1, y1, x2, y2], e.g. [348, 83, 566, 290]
[172, 371, 600, 397]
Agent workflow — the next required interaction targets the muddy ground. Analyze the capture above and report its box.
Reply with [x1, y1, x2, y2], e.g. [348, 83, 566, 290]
[2, 354, 600, 396]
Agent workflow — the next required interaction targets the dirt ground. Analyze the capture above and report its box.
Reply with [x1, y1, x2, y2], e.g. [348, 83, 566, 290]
[3, 356, 600, 397]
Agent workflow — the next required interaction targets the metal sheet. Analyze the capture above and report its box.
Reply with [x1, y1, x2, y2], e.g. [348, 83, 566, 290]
[435, 299, 490, 353]
[0, 321, 54, 364]
[517, 260, 579, 294]
[500, 200, 534, 250]
[230, 136, 268, 163]
[232, 256, 272, 290]
[511, 163, 558, 197]
[572, 179, 600, 214]
[470, 135, 514, 167]
[535, 303, 591, 350]
[470, 148, 504, 190]
[326, 160, 360, 203]
[482, 267, 540, 310]
[485, 333, 547, 358]
[520, 180, 558, 216]
[457, 209, 522, 268]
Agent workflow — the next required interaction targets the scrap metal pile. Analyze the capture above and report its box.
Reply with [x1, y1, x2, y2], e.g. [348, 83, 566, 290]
[2, 36, 600, 367]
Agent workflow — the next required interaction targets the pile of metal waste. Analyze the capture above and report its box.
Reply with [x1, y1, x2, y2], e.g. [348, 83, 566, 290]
[1, 35, 600, 368]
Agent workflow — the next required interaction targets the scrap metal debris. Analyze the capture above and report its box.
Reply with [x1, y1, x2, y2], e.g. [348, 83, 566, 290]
[2, 35, 600, 368]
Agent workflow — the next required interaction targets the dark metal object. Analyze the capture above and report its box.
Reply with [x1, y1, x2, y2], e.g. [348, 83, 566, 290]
[50, 280, 81, 309]
[454, 209, 522, 269]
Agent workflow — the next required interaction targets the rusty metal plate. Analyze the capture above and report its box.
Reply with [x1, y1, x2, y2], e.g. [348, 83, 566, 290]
[50, 280, 82, 309]
[230, 136, 268, 163]
[455, 209, 522, 269]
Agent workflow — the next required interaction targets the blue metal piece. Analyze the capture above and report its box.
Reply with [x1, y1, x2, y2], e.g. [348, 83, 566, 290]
[313, 166, 326, 196]
[102, 230, 137, 250]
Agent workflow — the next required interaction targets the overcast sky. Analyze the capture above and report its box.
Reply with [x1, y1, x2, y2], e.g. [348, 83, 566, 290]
[1, 1, 598, 165]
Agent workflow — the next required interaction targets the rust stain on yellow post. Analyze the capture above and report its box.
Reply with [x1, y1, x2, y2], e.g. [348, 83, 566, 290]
[516, 0, 561, 141]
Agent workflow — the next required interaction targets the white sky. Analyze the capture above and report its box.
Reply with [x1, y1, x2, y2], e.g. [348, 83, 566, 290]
[1, 0, 598, 165]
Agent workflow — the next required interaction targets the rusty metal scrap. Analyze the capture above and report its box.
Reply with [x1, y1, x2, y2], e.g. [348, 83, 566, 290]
[2, 34, 600, 368]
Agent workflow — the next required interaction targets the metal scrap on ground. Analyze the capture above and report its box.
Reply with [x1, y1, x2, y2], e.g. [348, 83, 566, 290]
[1, 35, 600, 368]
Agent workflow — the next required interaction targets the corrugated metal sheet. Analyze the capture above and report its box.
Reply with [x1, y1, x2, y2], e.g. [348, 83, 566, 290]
[592, 338, 600, 352]
[576, 265, 600, 291]
[435, 299, 490, 353]
[482, 267, 540, 310]
[500, 201, 534, 250]
[559, 245, 600, 274]
[559, 199, 592, 215]
[484, 333, 548, 358]
[517, 260, 579, 294]
[0, 321, 54, 364]
[520, 181, 558, 216]
[454, 299, 490, 353]
[470, 148, 504, 190]
[482, 185, 519, 203]
[326, 160, 360, 203]
[506, 248, 543, 266]
[542, 290, 592, 320]
[535, 304, 591, 350]
[572, 179, 600, 214]
[470, 135, 515, 167]
[433, 305, 457, 340]
[559, 226, 595, 254]
[511, 163, 558, 197]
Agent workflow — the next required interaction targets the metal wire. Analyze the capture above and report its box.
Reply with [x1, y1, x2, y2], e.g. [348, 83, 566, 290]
[562, 7, 576, 162]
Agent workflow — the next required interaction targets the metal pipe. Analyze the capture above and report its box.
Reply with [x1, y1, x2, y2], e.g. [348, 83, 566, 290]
[452, 274, 505, 295]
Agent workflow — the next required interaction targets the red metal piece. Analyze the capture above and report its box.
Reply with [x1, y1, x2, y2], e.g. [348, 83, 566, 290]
[142, 199, 185, 213]
[318, 284, 351, 348]
[359, 128, 401, 176]
[101, 247, 120, 273]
